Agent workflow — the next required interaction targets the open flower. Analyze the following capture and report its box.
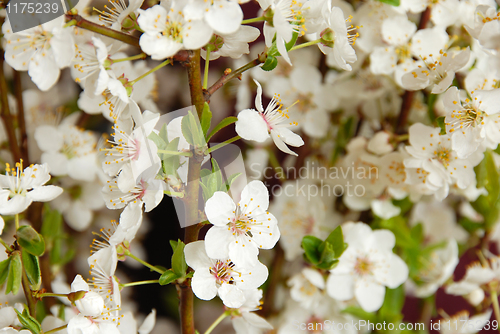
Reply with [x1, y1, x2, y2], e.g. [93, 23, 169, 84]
[204, 180, 280, 267]
[0, 161, 63, 215]
[184, 241, 268, 308]
[235, 80, 304, 156]
[326, 222, 408, 312]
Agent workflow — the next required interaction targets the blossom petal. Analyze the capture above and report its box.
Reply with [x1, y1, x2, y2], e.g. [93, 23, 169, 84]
[355, 278, 386, 312]
[218, 283, 245, 308]
[205, 191, 236, 226]
[235, 109, 270, 143]
[326, 274, 354, 301]
[204, 226, 232, 260]
[27, 185, 63, 202]
[191, 269, 218, 301]
[184, 241, 213, 270]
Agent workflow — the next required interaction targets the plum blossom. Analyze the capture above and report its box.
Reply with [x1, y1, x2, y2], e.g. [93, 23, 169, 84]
[0, 161, 63, 215]
[230, 289, 273, 334]
[204, 180, 280, 267]
[184, 241, 269, 308]
[235, 80, 304, 156]
[326, 222, 408, 312]
[137, 3, 212, 60]
[2, 16, 75, 91]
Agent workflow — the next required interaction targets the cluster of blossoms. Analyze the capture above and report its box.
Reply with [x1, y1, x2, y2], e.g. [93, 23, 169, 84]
[1, 0, 500, 331]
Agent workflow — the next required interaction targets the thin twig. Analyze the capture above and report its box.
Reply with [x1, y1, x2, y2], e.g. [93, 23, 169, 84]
[205, 55, 266, 101]
[13, 71, 28, 163]
[0, 44, 22, 162]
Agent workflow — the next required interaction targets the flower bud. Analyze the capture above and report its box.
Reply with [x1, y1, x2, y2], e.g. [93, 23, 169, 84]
[74, 291, 105, 317]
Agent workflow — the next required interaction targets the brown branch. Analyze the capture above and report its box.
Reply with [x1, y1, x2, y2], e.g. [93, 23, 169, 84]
[0, 45, 22, 163]
[13, 71, 29, 163]
[395, 7, 431, 134]
[204, 55, 266, 102]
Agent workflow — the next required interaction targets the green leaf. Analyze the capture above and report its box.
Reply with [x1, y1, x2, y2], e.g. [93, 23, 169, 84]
[410, 223, 424, 244]
[171, 240, 187, 277]
[170, 240, 179, 252]
[6, 252, 22, 295]
[0, 257, 11, 285]
[378, 285, 405, 321]
[148, 132, 167, 150]
[15, 308, 42, 334]
[435, 116, 447, 135]
[331, 117, 355, 165]
[201, 102, 212, 137]
[211, 158, 224, 192]
[319, 226, 345, 258]
[17, 225, 45, 256]
[376, 0, 400, 6]
[181, 110, 205, 148]
[159, 270, 180, 285]
[162, 138, 181, 176]
[267, 29, 299, 57]
[301, 236, 323, 264]
[225, 173, 241, 192]
[41, 205, 62, 245]
[206, 116, 238, 141]
[159, 123, 169, 144]
[200, 182, 212, 202]
[473, 149, 500, 230]
[21, 249, 41, 288]
[261, 55, 278, 71]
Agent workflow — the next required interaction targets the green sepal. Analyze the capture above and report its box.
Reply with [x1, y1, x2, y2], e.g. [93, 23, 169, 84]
[159, 270, 180, 285]
[15, 308, 42, 334]
[261, 55, 278, 71]
[21, 249, 41, 288]
[171, 239, 187, 277]
[206, 117, 238, 141]
[17, 225, 45, 256]
[6, 252, 22, 295]
[201, 102, 212, 137]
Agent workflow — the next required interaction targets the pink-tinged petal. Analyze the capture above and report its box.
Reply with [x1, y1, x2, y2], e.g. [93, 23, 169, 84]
[191, 269, 218, 301]
[218, 284, 245, 308]
[27, 185, 63, 202]
[184, 241, 213, 270]
[355, 278, 386, 312]
[205, 191, 236, 226]
[235, 109, 270, 142]
[271, 131, 298, 156]
[204, 226, 232, 260]
[28, 50, 60, 91]
[0, 195, 31, 215]
[206, 1, 242, 34]
[326, 274, 354, 300]
[228, 236, 259, 267]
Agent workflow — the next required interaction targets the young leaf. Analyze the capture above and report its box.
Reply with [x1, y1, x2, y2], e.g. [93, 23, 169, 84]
[159, 270, 180, 285]
[301, 236, 323, 264]
[17, 225, 45, 256]
[15, 308, 42, 334]
[21, 249, 41, 288]
[159, 123, 169, 144]
[211, 158, 224, 192]
[41, 205, 62, 245]
[435, 116, 447, 135]
[0, 257, 11, 285]
[171, 240, 187, 277]
[170, 240, 179, 253]
[225, 173, 241, 192]
[6, 252, 22, 295]
[201, 102, 212, 137]
[148, 132, 167, 150]
[319, 226, 345, 258]
[206, 117, 238, 141]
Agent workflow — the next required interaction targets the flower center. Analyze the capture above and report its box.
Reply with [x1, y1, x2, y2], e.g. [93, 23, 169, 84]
[435, 146, 451, 167]
[354, 256, 373, 276]
[210, 260, 236, 285]
[162, 21, 183, 42]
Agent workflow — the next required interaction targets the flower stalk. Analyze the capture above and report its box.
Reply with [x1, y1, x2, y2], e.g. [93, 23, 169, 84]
[204, 311, 230, 334]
